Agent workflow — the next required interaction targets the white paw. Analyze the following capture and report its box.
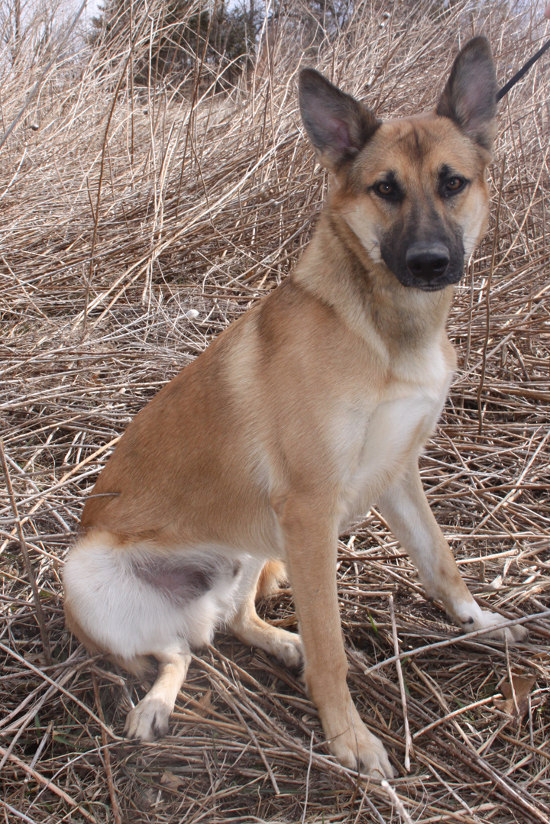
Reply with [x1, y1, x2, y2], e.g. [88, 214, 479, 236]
[326, 703, 395, 779]
[124, 696, 171, 741]
[461, 608, 528, 644]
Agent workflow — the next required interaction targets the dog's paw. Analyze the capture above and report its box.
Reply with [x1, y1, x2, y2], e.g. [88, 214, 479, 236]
[251, 625, 303, 669]
[124, 697, 171, 741]
[273, 632, 304, 669]
[461, 607, 528, 644]
[231, 616, 303, 670]
[325, 703, 395, 779]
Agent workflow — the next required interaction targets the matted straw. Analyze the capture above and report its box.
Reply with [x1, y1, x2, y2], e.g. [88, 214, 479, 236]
[1, 1, 548, 821]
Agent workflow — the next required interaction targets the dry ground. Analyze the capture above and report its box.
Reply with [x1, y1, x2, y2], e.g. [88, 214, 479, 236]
[1, 1, 549, 822]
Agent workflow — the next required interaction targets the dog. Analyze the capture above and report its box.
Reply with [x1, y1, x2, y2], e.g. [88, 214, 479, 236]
[63, 37, 526, 778]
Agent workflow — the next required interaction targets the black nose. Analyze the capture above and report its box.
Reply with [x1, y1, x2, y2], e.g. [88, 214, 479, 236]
[406, 243, 450, 281]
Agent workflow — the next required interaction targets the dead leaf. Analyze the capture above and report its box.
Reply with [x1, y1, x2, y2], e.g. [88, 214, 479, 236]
[195, 688, 212, 716]
[495, 672, 536, 721]
[160, 770, 185, 791]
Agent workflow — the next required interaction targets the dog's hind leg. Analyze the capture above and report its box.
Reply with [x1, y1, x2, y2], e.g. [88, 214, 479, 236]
[377, 461, 527, 643]
[63, 532, 243, 740]
[124, 645, 191, 741]
[256, 559, 287, 599]
[229, 558, 303, 668]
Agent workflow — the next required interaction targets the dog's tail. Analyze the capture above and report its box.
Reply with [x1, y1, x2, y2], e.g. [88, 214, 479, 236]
[256, 560, 287, 600]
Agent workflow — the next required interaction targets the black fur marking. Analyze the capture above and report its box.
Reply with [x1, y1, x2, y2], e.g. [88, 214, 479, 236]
[380, 201, 464, 290]
[132, 555, 234, 601]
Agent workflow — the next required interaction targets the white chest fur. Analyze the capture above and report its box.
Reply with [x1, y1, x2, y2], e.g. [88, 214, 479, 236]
[337, 348, 452, 525]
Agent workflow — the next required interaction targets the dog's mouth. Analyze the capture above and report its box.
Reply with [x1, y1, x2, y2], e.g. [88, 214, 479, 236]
[409, 272, 463, 292]
[414, 281, 451, 292]
[394, 266, 464, 292]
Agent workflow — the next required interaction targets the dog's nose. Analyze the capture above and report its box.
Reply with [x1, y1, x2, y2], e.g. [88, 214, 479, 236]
[406, 243, 450, 281]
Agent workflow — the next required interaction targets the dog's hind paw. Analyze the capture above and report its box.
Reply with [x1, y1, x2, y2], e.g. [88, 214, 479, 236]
[231, 616, 304, 670]
[124, 697, 171, 741]
[274, 632, 304, 669]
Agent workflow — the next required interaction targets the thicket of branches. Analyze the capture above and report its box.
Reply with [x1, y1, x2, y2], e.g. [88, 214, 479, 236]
[88, 0, 449, 85]
[89, 0, 261, 83]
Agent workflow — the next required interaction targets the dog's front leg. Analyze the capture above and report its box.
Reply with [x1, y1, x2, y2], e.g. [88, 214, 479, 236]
[377, 462, 527, 643]
[278, 495, 394, 778]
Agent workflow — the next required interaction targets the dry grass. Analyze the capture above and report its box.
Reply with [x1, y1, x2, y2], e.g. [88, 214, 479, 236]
[1, 0, 549, 821]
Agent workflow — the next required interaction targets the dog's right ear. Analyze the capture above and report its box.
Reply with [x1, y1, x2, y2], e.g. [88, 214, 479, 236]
[299, 69, 380, 171]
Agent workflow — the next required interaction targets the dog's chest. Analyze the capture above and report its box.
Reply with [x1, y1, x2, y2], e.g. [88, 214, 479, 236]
[336, 361, 451, 519]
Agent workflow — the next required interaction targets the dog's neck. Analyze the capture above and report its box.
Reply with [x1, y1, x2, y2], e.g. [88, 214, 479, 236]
[293, 207, 455, 360]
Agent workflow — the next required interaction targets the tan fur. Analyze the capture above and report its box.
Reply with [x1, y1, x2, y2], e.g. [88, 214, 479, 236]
[64, 41, 526, 777]
[256, 560, 287, 599]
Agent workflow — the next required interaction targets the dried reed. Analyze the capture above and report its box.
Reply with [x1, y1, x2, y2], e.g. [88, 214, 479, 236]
[1, 1, 548, 821]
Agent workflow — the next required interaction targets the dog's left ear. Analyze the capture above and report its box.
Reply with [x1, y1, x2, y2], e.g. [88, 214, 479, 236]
[436, 37, 497, 151]
[299, 69, 380, 171]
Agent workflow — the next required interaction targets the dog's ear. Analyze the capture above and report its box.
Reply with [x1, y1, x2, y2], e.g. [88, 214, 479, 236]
[436, 36, 497, 151]
[299, 69, 380, 171]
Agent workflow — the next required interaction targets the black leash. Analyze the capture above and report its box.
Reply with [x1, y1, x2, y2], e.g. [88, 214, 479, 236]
[497, 37, 550, 100]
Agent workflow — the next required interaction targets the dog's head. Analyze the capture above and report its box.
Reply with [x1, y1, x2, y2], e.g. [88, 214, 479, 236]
[299, 38, 497, 292]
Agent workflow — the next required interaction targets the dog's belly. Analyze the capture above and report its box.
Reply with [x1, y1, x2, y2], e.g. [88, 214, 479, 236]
[338, 388, 446, 525]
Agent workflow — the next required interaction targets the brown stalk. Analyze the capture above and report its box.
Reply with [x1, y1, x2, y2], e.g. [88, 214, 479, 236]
[0, 439, 51, 664]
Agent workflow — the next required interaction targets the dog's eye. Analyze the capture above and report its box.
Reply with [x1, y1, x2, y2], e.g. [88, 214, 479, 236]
[443, 176, 467, 195]
[373, 181, 399, 200]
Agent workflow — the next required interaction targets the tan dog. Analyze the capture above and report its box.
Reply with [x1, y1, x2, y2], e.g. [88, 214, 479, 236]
[64, 37, 526, 778]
